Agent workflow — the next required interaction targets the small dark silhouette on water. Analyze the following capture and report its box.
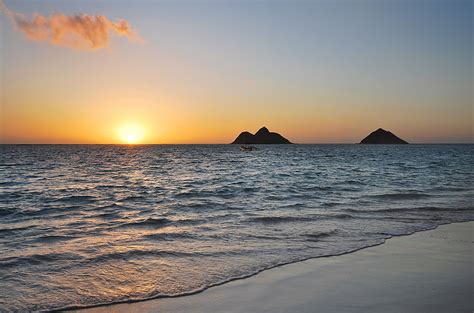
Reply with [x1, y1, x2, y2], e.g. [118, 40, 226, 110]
[240, 145, 258, 151]
[360, 128, 408, 144]
[232, 127, 292, 144]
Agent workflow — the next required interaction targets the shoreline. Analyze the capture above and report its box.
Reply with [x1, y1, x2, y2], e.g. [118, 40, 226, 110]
[67, 221, 473, 313]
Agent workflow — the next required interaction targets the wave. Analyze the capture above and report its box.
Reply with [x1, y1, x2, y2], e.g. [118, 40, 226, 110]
[54, 220, 474, 313]
[249, 216, 315, 223]
[303, 229, 340, 241]
[242, 234, 285, 240]
[0, 163, 34, 167]
[0, 209, 16, 217]
[182, 202, 213, 210]
[0, 252, 77, 269]
[94, 184, 128, 190]
[264, 195, 293, 201]
[93, 211, 122, 220]
[0, 225, 36, 234]
[302, 185, 332, 191]
[369, 193, 431, 200]
[429, 186, 471, 192]
[119, 195, 146, 201]
[142, 232, 196, 241]
[173, 218, 207, 225]
[30, 234, 77, 243]
[0, 181, 27, 187]
[249, 213, 353, 224]
[344, 206, 472, 214]
[321, 202, 341, 207]
[89, 249, 196, 264]
[116, 217, 171, 229]
[98, 203, 129, 210]
[328, 213, 353, 219]
[20, 205, 82, 217]
[48, 195, 97, 204]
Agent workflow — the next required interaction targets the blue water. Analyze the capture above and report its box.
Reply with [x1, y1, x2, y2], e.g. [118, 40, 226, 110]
[0, 144, 472, 311]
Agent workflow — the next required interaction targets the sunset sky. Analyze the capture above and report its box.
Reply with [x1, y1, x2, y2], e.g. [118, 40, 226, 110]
[1, 0, 472, 144]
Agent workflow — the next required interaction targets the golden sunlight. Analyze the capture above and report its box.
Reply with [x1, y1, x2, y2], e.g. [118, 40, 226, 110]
[118, 123, 145, 144]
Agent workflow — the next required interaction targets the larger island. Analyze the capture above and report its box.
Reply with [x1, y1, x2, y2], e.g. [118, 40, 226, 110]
[231, 127, 292, 144]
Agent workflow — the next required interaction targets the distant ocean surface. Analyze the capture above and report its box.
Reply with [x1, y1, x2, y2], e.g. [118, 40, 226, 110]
[0, 144, 472, 311]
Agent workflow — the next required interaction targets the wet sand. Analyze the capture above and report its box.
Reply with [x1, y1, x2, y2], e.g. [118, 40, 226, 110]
[74, 221, 473, 313]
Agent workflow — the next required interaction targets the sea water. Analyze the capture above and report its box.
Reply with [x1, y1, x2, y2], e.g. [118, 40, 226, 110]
[0, 144, 472, 311]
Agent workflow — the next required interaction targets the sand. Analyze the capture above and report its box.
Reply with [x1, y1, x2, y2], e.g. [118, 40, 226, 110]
[73, 221, 473, 313]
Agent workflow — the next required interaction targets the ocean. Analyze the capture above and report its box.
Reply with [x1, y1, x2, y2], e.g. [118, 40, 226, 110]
[0, 144, 472, 311]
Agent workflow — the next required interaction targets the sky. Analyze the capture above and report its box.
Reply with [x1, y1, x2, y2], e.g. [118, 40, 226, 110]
[0, 0, 472, 144]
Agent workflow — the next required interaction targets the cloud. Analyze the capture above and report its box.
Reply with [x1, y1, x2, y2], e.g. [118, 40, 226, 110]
[0, 0, 142, 50]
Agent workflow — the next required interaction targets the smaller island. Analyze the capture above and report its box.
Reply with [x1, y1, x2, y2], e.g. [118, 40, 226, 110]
[232, 127, 292, 144]
[360, 128, 408, 144]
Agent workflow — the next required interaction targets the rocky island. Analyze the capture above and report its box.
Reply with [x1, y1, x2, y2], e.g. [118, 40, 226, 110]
[232, 127, 292, 144]
[360, 128, 408, 144]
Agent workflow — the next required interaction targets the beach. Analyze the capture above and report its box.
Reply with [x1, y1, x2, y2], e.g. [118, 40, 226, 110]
[75, 221, 473, 313]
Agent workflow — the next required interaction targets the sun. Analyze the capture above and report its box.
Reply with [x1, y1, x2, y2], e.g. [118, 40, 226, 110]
[118, 123, 145, 144]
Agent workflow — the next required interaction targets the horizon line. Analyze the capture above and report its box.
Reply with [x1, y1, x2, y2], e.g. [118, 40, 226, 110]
[1, 142, 473, 145]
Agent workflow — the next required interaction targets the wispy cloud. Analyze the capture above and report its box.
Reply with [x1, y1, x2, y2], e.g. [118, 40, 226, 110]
[0, 0, 142, 51]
